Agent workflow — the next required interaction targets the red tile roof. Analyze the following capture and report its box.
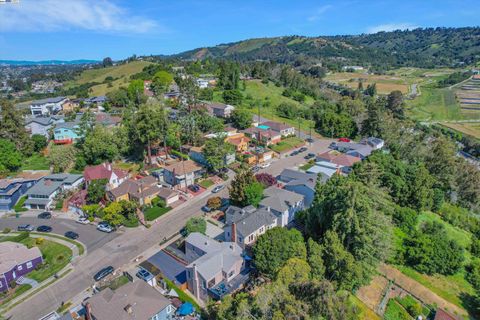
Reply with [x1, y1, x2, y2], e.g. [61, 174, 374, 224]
[434, 309, 459, 320]
[84, 163, 128, 182]
[317, 150, 361, 167]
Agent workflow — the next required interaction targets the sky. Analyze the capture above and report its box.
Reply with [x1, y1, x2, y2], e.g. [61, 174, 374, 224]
[0, 0, 479, 61]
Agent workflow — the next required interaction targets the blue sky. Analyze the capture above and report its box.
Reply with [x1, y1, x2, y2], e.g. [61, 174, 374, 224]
[0, 0, 479, 61]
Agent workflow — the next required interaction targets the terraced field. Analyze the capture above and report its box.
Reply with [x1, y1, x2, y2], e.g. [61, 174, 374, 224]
[325, 72, 410, 94]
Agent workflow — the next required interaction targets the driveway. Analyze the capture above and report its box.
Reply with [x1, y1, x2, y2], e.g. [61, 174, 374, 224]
[0, 216, 118, 252]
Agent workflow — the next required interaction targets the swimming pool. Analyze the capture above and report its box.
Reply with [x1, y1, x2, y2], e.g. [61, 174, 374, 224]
[257, 125, 270, 130]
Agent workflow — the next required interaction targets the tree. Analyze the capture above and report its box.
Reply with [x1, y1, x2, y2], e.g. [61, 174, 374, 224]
[151, 70, 173, 95]
[31, 134, 48, 152]
[207, 197, 222, 210]
[307, 238, 325, 280]
[176, 76, 198, 111]
[49, 145, 76, 173]
[426, 137, 457, 192]
[185, 217, 206, 235]
[467, 259, 480, 291]
[229, 167, 256, 206]
[198, 88, 214, 101]
[0, 139, 22, 175]
[103, 201, 125, 226]
[253, 227, 307, 278]
[87, 179, 108, 204]
[244, 181, 264, 207]
[102, 57, 113, 67]
[365, 83, 377, 96]
[455, 161, 480, 212]
[81, 204, 101, 220]
[218, 61, 240, 90]
[387, 90, 405, 118]
[203, 136, 234, 172]
[255, 173, 277, 187]
[230, 109, 251, 130]
[276, 258, 311, 285]
[127, 79, 146, 105]
[314, 110, 357, 138]
[0, 99, 32, 155]
[107, 88, 130, 108]
[276, 102, 298, 119]
[361, 97, 385, 137]
[82, 126, 120, 165]
[223, 89, 243, 105]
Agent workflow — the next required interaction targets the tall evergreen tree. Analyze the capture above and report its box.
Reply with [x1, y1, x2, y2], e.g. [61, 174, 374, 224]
[0, 99, 32, 155]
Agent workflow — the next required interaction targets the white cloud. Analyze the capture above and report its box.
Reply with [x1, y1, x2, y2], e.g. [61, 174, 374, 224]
[367, 23, 419, 34]
[0, 0, 161, 34]
[307, 5, 333, 22]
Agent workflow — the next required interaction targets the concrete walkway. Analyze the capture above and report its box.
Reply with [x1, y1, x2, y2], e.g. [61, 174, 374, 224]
[16, 276, 39, 289]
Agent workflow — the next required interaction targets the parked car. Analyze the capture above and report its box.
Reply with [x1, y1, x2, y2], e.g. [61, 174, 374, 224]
[76, 217, 90, 225]
[188, 184, 200, 192]
[93, 266, 114, 281]
[252, 166, 260, 173]
[38, 212, 52, 219]
[37, 225, 52, 232]
[97, 223, 113, 233]
[220, 199, 230, 212]
[299, 147, 308, 152]
[64, 231, 79, 240]
[202, 205, 212, 212]
[212, 185, 225, 193]
[306, 138, 314, 143]
[290, 150, 299, 156]
[259, 162, 271, 169]
[304, 153, 316, 160]
[17, 224, 34, 232]
[136, 269, 154, 281]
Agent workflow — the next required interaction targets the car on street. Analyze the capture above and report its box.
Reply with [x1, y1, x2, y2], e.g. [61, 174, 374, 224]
[93, 266, 114, 281]
[17, 224, 34, 232]
[188, 184, 200, 192]
[38, 212, 52, 219]
[290, 150, 299, 156]
[306, 138, 314, 143]
[299, 147, 308, 152]
[97, 223, 113, 233]
[252, 166, 260, 173]
[76, 217, 90, 225]
[212, 185, 225, 193]
[220, 198, 230, 212]
[304, 153, 316, 160]
[64, 231, 79, 240]
[136, 268, 154, 281]
[202, 205, 212, 212]
[37, 225, 52, 232]
[259, 162, 271, 169]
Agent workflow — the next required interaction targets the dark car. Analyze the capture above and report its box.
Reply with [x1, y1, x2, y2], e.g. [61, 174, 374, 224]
[252, 166, 260, 173]
[202, 205, 212, 212]
[37, 225, 52, 232]
[219, 167, 229, 174]
[306, 138, 314, 143]
[38, 212, 52, 219]
[93, 266, 114, 281]
[64, 231, 79, 240]
[299, 147, 308, 153]
[136, 269, 154, 281]
[17, 224, 34, 232]
[304, 153, 316, 160]
[290, 150, 299, 156]
[188, 184, 200, 192]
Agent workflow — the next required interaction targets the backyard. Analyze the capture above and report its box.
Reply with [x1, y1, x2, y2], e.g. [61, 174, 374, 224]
[20, 154, 50, 171]
[269, 136, 305, 153]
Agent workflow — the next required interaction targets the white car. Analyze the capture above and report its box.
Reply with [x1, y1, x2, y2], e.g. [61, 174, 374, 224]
[97, 224, 113, 233]
[76, 217, 90, 225]
[260, 162, 271, 169]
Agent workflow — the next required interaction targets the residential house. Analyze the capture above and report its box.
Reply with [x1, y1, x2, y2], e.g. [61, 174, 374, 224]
[84, 96, 107, 108]
[24, 115, 64, 137]
[185, 232, 246, 301]
[434, 308, 459, 320]
[259, 121, 295, 137]
[85, 280, 175, 320]
[277, 169, 327, 207]
[53, 120, 80, 144]
[208, 103, 235, 118]
[95, 112, 121, 128]
[242, 127, 281, 146]
[365, 137, 385, 150]
[30, 97, 68, 116]
[196, 78, 209, 89]
[244, 150, 274, 166]
[24, 173, 83, 210]
[163, 160, 203, 188]
[61, 100, 77, 113]
[0, 178, 39, 211]
[225, 133, 250, 152]
[306, 161, 340, 178]
[259, 187, 305, 226]
[0, 242, 43, 292]
[317, 150, 361, 173]
[188, 146, 235, 167]
[83, 163, 129, 191]
[223, 205, 277, 248]
[332, 141, 373, 160]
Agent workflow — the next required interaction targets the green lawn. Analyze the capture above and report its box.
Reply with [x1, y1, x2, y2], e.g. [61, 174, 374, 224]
[407, 86, 463, 121]
[199, 179, 214, 189]
[0, 284, 31, 307]
[107, 275, 130, 290]
[299, 162, 314, 171]
[270, 136, 305, 153]
[144, 206, 171, 221]
[14, 196, 28, 212]
[20, 237, 73, 282]
[31, 232, 85, 255]
[418, 212, 471, 252]
[384, 299, 411, 320]
[349, 295, 381, 320]
[164, 277, 201, 311]
[21, 153, 50, 171]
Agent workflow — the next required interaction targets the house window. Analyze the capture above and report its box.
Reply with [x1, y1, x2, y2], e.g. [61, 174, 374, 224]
[166, 305, 172, 313]
[202, 280, 206, 289]
[228, 270, 235, 278]
[0, 281, 3, 288]
[27, 261, 33, 269]
[17, 265, 23, 271]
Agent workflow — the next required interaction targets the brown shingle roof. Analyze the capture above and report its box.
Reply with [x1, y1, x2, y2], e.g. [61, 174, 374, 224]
[434, 309, 459, 320]
[164, 160, 202, 176]
[157, 187, 179, 200]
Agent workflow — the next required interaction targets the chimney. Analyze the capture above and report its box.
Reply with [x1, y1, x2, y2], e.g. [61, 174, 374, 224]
[84, 302, 92, 320]
[124, 304, 133, 314]
[336, 164, 340, 175]
[107, 163, 112, 171]
[231, 222, 236, 242]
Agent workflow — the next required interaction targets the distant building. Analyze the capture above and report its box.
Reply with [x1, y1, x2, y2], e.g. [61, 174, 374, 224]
[316, 150, 361, 173]
[259, 121, 295, 137]
[196, 78, 209, 89]
[207, 103, 235, 118]
[53, 120, 80, 144]
[85, 280, 175, 320]
[0, 242, 43, 292]
[24, 115, 64, 137]
[30, 97, 68, 116]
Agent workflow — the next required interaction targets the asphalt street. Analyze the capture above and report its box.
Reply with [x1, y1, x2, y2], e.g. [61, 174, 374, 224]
[5, 136, 333, 320]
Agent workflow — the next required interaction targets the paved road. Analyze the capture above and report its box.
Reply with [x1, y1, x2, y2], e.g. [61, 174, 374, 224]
[0, 216, 118, 252]
[5, 136, 333, 320]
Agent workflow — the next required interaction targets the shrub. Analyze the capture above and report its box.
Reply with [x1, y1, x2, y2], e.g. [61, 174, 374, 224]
[207, 197, 222, 210]
[151, 196, 166, 208]
[185, 217, 206, 235]
[35, 238, 44, 245]
[3, 227, 11, 234]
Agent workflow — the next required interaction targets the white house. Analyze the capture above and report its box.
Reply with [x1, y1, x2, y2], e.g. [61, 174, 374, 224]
[29, 97, 68, 116]
[259, 186, 305, 227]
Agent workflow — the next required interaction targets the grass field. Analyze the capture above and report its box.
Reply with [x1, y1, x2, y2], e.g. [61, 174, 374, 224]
[440, 122, 480, 139]
[407, 86, 463, 121]
[21, 154, 50, 171]
[270, 136, 305, 153]
[325, 72, 411, 94]
[418, 212, 472, 250]
[383, 299, 411, 320]
[66, 61, 152, 96]
[349, 295, 381, 320]
[199, 179, 214, 188]
[144, 206, 171, 221]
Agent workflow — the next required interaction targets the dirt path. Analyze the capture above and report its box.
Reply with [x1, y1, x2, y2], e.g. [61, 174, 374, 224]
[379, 264, 468, 318]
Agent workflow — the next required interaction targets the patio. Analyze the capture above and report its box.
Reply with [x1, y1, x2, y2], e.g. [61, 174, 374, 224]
[208, 268, 251, 300]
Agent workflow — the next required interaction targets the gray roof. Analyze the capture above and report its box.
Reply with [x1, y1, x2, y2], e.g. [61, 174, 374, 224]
[88, 280, 172, 320]
[277, 169, 317, 183]
[31, 97, 66, 106]
[0, 242, 42, 275]
[55, 121, 79, 130]
[25, 117, 54, 126]
[186, 232, 243, 281]
[225, 205, 277, 237]
[26, 174, 82, 196]
[260, 187, 304, 213]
